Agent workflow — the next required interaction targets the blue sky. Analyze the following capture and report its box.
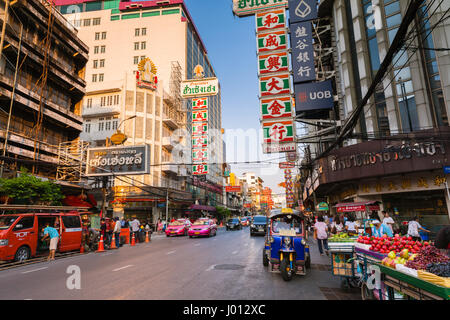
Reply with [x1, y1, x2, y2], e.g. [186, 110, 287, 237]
[183, 0, 287, 194]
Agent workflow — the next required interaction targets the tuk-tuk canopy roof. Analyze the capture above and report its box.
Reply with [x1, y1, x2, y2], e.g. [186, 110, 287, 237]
[269, 208, 304, 220]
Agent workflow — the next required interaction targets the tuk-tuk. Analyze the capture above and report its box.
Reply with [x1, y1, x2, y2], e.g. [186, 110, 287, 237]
[263, 208, 311, 281]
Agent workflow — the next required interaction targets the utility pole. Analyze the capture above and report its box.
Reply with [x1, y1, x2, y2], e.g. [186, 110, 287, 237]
[165, 187, 169, 223]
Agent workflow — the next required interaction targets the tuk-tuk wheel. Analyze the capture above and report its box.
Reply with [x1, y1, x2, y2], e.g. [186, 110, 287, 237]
[14, 246, 30, 262]
[262, 249, 269, 267]
[280, 258, 294, 281]
[305, 254, 311, 269]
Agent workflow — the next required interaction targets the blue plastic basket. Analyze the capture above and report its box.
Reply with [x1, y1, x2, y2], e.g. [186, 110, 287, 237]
[420, 232, 429, 241]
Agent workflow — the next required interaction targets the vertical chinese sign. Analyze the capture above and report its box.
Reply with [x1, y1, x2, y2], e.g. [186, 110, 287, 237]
[284, 169, 295, 208]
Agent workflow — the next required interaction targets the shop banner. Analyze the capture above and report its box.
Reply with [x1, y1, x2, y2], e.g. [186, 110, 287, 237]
[288, 0, 318, 24]
[262, 119, 295, 143]
[192, 97, 208, 110]
[192, 109, 208, 122]
[260, 96, 293, 120]
[294, 80, 334, 111]
[192, 136, 208, 149]
[257, 30, 288, 54]
[225, 186, 242, 193]
[86, 145, 150, 176]
[263, 142, 296, 153]
[258, 51, 289, 75]
[259, 73, 290, 97]
[181, 77, 219, 98]
[290, 21, 316, 83]
[279, 161, 296, 169]
[192, 148, 209, 162]
[255, 9, 286, 32]
[233, 0, 288, 17]
[192, 122, 208, 136]
[192, 164, 208, 175]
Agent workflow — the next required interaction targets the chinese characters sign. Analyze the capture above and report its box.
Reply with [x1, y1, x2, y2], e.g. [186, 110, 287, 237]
[233, 0, 288, 17]
[192, 148, 208, 162]
[288, 0, 318, 24]
[260, 73, 290, 96]
[192, 98, 208, 110]
[258, 51, 289, 75]
[262, 120, 295, 143]
[192, 109, 208, 122]
[257, 30, 288, 53]
[256, 9, 285, 32]
[192, 164, 208, 175]
[260, 96, 293, 119]
[290, 21, 315, 83]
[192, 136, 208, 149]
[192, 122, 208, 136]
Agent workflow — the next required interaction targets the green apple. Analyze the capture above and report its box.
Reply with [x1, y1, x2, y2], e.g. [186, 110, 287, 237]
[388, 251, 396, 259]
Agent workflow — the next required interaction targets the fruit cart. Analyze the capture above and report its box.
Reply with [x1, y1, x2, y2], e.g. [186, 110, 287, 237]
[354, 244, 387, 300]
[377, 263, 450, 300]
[329, 234, 359, 289]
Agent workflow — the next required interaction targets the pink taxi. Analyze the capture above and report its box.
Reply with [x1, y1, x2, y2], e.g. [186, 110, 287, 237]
[188, 218, 217, 238]
[165, 219, 191, 237]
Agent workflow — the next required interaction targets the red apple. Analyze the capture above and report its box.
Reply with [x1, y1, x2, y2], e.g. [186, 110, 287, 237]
[407, 236, 412, 241]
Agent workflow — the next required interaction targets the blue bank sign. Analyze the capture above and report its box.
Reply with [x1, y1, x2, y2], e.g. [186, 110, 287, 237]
[294, 80, 334, 112]
[290, 21, 315, 83]
[288, 0, 318, 24]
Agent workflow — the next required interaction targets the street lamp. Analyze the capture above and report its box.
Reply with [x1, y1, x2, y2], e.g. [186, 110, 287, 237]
[117, 115, 137, 131]
[398, 77, 413, 133]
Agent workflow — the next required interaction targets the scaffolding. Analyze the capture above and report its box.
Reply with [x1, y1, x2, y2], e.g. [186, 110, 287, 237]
[170, 61, 184, 113]
[55, 140, 89, 183]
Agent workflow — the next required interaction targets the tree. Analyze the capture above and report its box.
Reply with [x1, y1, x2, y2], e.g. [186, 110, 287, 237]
[0, 173, 63, 205]
[215, 206, 231, 224]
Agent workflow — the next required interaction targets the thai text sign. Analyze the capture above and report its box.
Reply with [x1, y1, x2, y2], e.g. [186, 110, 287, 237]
[294, 80, 334, 112]
[233, 0, 288, 17]
[258, 51, 289, 75]
[279, 162, 296, 169]
[261, 96, 293, 120]
[290, 21, 315, 83]
[288, 0, 318, 24]
[263, 142, 296, 153]
[255, 9, 286, 32]
[181, 78, 219, 98]
[86, 145, 150, 176]
[257, 30, 288, 54]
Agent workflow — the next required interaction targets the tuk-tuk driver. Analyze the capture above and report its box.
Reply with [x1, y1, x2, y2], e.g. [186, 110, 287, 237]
[42, 222, 60, 261]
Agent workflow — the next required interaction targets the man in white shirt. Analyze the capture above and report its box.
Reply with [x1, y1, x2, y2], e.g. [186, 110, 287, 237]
[382, 211, 395, 234]
[113, 217, 121, 248]
[130, 217, 140, 242]
[407, 216, 430, 241]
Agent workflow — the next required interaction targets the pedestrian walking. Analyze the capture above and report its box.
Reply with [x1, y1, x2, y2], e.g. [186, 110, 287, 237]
[42, 223, 59, 261]
[314, 216, 329, 256]
[130, 217, 141, 242]
[157, 219, 163, 234]
[113, 217, 121, 248]
[330, 215, 344, 234]
[407, 216, 430, 241]
[382, 211, 395, 234]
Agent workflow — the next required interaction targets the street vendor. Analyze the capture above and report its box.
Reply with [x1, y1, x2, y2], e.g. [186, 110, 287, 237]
[371, 220, 393, 238]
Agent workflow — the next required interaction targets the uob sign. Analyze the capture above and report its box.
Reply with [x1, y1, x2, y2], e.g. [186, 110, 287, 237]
[294, 80, 334, 112]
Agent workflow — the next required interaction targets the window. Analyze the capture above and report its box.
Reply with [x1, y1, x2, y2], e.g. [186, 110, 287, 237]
[94, 46, 99, 54]
[85, 121, 91, 133]
[95, 32, 100, 40]
[135, 28, 140, 36]
[14, 217, 34, 230]
[112, 119, 118, 130]
[98, 119, 104, 131]
[105, 121, 111, 131]
[93, 60, 98, 69]
[133, 56, 139, 64]
[140, 55, 145, 61]
[92, 74, 97, 82]
[83, 19, 91, 27]
[99, 73, 104, 82]
[101, 96, 106, 106]
[107, 95, 113, 106]
[62, 216, 81, 229]
[134, 42, 139, 50]
[141, 41, 146, 50]
[100, 59, 105, 68]
[101, 32, 106, 40]
[114, 95, 120, 105]
[142, 28, 147, 36]
[100, 45, 106, 53]
[86, 98, 92, 108]
[93, 18, 101, 25]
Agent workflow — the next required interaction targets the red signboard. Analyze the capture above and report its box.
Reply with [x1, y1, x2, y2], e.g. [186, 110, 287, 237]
[225, 186, 241, 193]
[336, 204, 380, 213]
[279, 162, 295, 169]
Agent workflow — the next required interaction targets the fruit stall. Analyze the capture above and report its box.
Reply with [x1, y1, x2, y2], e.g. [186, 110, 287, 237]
[329, 232, 359, 289]
[355, 234, 450, 300]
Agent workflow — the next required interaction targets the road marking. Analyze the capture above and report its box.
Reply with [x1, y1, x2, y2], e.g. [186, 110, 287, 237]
[194, 243, 201, 246]
[21, 267, 48, 274]
[232, 250, 238, 255]
[205, 265, 216, 271]
[102, 252, 114, 256]
[113, 265, 133, 272]
[167, 250, 176, 255]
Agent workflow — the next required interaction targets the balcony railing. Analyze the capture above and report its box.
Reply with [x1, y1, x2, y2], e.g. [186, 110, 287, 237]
[82, 105, 121, 117]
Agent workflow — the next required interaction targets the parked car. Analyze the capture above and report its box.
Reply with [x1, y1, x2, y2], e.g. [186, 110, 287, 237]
[226, 218, 242, 230]
[188, 218, 217, 238]
[250, 215, 267, 236]
[0, 211, 82, 262]
[165, 219, 191, 237]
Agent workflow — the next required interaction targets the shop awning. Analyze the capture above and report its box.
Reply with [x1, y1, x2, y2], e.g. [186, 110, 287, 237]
[188, 204, 216, 212]
[334, 201, 380, 213]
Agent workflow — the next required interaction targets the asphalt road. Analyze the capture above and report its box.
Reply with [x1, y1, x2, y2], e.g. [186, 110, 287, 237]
[0, 228, 360, 300]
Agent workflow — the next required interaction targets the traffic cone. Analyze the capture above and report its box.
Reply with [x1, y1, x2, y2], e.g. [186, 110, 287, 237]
[220, 222, 223, 227]
[145, 231, 150, 243]
[80, 244, 85, 254]
[96, 234, 105, 253]
[130, 232, 136, 246]
[110, 233, 118, 249]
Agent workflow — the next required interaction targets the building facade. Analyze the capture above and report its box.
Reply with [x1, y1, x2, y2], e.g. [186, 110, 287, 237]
[55, 0, 224, 221]
[0, 0, 88, 189]
[300, 0, 450, 231]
